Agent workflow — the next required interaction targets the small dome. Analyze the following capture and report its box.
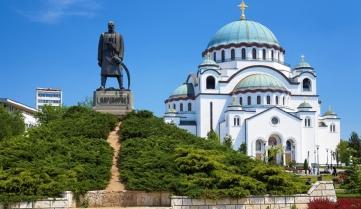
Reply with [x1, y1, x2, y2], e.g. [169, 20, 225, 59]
[323, 107, 337, 117]
[170, 83, 195, 98]
[295, 55, 313, 70]
[199, 55, 219, 68]
[207, 20, 280, 49]
[234, 74, 285, 91]
[298, 102, 312, 109]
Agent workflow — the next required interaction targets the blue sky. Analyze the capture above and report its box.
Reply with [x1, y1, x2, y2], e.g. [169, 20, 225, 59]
[0, 0, 360, 139]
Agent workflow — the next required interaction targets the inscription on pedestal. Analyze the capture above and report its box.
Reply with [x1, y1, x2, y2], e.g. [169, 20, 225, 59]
[93, 90, 133, 117]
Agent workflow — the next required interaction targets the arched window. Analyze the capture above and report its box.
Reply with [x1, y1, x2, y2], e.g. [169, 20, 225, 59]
[271, 50, 274, 61]
[241, 48, 246, 60]
[213, 52, 217, 61]
[257, 96, 261, 105]
[278, 52, 281, 62]
[305, 117, 311, 127]
[180, 103, 183, 112]
[286, 141, 292, 151]
[276, 96, 279, 105]
[262, 49, 266, 60]
[256, 140, 263, 152]
[303, 78, 312, 92]
[239, 97, 243, 106]
[231, 49, 235, 60]
[233, 116, 240, 126]
[221, 50, 225, 62]
[267, 96, 271, 105]
[206, 76, 216, 89]
[283, 97, 285, 105]
[252, 48, 257, 60]
[168, 104, 170, 110]
[247, 96, 252, 105]
[173, 103, 176, 110]
[188, 103, 192, 112]
[330, 124, 336, 133]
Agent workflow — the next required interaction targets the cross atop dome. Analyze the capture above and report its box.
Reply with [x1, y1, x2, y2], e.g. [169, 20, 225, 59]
[238, 0, 248, 20]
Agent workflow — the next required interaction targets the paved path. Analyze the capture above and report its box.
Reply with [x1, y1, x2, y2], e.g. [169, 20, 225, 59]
[105, 123, 125, 191]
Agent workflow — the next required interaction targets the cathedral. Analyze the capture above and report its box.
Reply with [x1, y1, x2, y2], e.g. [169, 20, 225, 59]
[164, 1, 340, 166]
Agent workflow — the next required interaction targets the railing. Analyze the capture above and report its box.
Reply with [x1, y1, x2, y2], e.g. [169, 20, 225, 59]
[214, 57, 292, 67]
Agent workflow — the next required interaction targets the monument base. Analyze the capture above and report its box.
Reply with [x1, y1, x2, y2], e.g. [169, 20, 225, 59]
[93, 89, 133, 117]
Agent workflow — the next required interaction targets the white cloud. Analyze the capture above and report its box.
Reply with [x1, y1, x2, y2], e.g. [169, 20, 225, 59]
[16, 0, 100, 23]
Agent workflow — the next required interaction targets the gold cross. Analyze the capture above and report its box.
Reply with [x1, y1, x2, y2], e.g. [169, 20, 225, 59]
[238, 0, 248, 20]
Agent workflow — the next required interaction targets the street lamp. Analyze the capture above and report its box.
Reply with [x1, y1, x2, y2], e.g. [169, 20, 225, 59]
[316, 145, 320, 175]
[326, 148, 329, 167]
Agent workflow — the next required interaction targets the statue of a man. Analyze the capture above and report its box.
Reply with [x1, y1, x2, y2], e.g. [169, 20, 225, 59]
[98, 21, 124, 89]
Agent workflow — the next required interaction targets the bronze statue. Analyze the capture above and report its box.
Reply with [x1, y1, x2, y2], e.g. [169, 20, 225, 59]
[98, 21, 125, 89]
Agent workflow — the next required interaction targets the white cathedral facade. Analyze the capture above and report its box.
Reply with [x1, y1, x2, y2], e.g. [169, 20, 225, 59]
[164, 3, 340, 166]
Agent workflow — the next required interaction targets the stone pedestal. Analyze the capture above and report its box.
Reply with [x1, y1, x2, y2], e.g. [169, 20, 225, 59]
[93, 89, 133, 117]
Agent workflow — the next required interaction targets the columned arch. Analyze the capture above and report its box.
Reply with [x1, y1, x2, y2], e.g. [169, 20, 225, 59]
[285, 139, 296, 164]
[268, 134, 283, 165]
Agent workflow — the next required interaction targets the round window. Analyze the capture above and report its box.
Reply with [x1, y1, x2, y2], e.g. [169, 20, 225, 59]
[271, 117, 279, 125]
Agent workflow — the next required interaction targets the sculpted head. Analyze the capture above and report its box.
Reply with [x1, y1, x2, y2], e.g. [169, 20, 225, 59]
[108, 21, 115, 32]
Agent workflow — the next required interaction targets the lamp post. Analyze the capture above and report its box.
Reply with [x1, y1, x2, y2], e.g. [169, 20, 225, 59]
[314, 149, 317, 175]
[326, 148, 329, 167]
[330, 151, 333, 168]
[316, 145, 320, 175]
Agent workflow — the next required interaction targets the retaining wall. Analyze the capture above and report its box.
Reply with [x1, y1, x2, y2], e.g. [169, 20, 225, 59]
[171, 181, 336, 209]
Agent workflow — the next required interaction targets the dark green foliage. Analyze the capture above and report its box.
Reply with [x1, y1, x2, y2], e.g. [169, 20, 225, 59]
[0, 106, 118, 202]
[238, 143, 247, 154]
[304, 159, 309, 173]
[207, 130, 220, 144]
[36, 105, 66, 124]
[337, 141, 351, 166]
[349, 132, 361, 158]
[0, 107, 25, 140]
[119, 111, 308, 199]
[223, 135, 233, 149]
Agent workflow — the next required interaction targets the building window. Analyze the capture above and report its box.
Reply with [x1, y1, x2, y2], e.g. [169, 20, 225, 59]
[276, 96, 279, 105]
[305, 117, 311, 127]
[283, 97, 285, 105]
[271, 50, 274, 61]
[286, 141, 292, 151]
[262, 49, 266, 60]
[168, 104, 170, 109]
[213, 52, 217, 61]
[247, 96, 251, 105]
[303, 78, 312, 92]
[173, 104, 176, 110]
[257, 96, 261, 105]
[241, 48, 246, 60]
[188, 103, 192, 112]
[234, 116, 240, 126]
[256, 140, 263, 152]
[271, 117, 280, 125]
[180, 103, 183, 112]
[206, 76, 216, 89]
[221, 50, 225, 62]
[239, 97, 243, 106]
[252, 48, 257, 60]
[231, 49, 235, 60]
[267, 96, 271, 105]
[330, 124, 336, 133]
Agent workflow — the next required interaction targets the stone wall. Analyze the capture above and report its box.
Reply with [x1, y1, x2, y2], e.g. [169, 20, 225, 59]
[82, 190, 171, 207]
[171, 181, 336, 209]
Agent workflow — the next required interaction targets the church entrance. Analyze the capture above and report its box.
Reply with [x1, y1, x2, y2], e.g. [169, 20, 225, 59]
[268, 135, 283, 165]
[285, 140, 296, 165]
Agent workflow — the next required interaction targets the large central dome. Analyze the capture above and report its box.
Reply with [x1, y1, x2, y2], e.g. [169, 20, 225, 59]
[207, 20, 280, 49]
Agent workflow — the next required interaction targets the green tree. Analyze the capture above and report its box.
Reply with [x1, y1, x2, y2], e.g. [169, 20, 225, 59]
[77, 96, 93, 109]
[207, 130, 220, 144]
[0, 107, 25, 140]
[223, 135, 233, 149]
[304, 159, 309, 174]
[337, 140, 351, 166]
[36, 105, 66, 124]
[349, 132, 361, 158]
[348, 157, 361, 193]
[267, 145, 283, 165]
[239, 143, 247, 154]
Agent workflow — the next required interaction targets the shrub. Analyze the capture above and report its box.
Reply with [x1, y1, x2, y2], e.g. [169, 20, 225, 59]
[0, 107, 25, 140]
[0, 106, 117, 202]
[308, 198, 336, 209]
[119, 111, 308, 199]
[337, 198, 361, 209]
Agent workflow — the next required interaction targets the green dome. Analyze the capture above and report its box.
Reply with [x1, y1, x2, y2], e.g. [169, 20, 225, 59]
[295, 55, 313, 69]
[207, 20, 280, 49]
[298, 102, 312, 109]
[199, 55, 218, 67]
[323, 107, 337, 117]
[171, 83, 195, 98]
[234, 74, 285, 91]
